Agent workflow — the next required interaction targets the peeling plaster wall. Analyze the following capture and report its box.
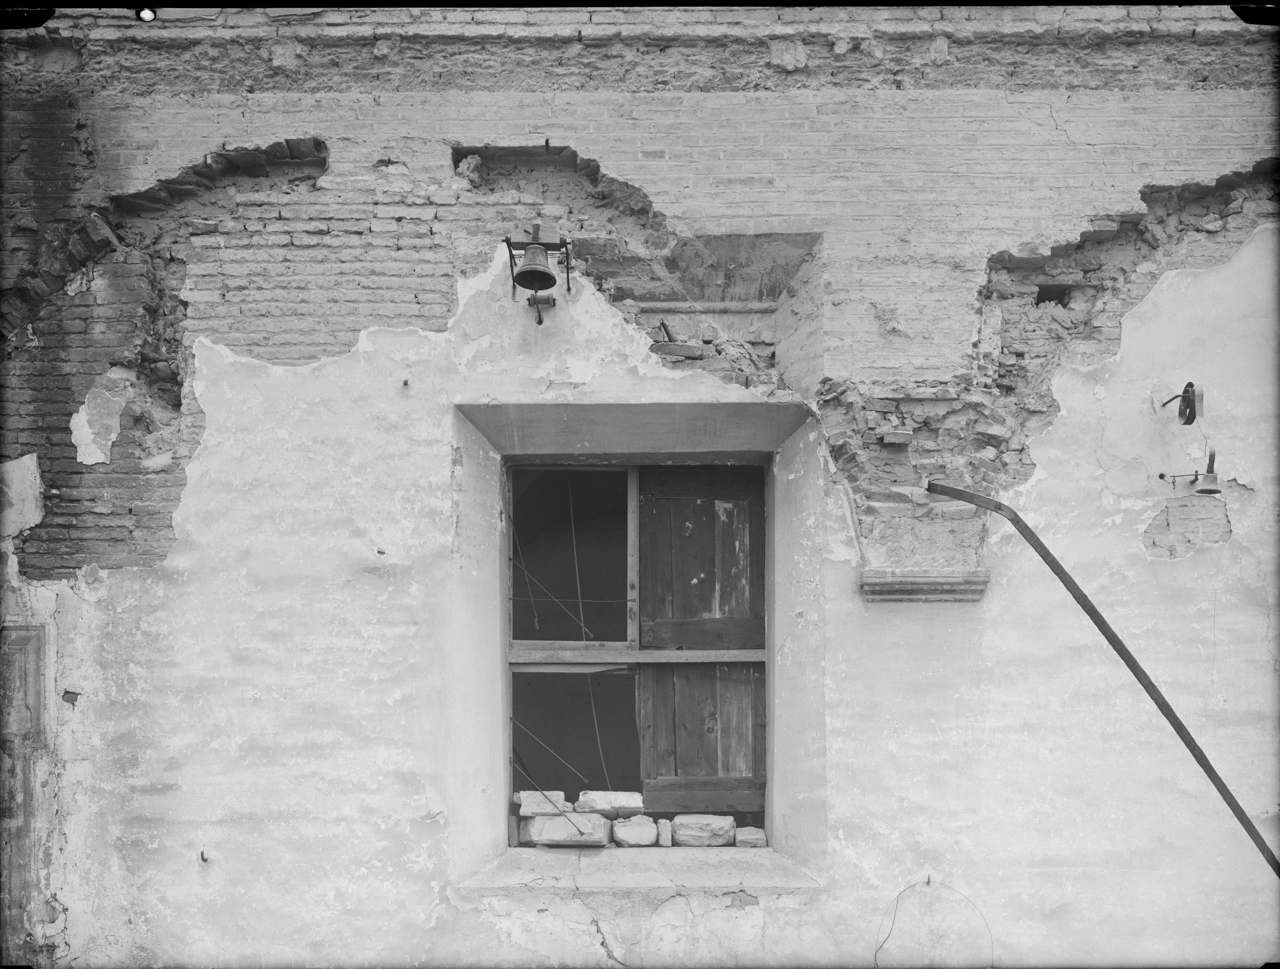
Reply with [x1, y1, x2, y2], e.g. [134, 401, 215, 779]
[8, 225, 1275, 968]
[2, 7, 1278, 968]
[825, 226, 1279, 966]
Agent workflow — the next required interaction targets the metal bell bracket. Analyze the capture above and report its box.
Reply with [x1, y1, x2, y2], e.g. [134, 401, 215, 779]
[1160, 381, 1204, 425]
[503, 222, 573, 302]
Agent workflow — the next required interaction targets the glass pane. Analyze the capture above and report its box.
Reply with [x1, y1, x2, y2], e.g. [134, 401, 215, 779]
[511, 468, 628, 641]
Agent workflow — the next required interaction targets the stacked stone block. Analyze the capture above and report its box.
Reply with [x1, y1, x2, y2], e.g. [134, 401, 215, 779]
[513, 791, 767, 848]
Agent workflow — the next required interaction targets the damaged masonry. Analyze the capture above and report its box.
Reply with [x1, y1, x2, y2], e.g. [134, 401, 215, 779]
[2, 6, 1278, 969]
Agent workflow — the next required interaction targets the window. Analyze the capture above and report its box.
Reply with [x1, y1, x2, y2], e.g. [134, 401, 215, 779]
[506, 464, 767, 834]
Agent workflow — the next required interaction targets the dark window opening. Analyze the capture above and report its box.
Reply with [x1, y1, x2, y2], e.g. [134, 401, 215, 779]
[511, 468, 628, 642]
[511, 670, 641, 800]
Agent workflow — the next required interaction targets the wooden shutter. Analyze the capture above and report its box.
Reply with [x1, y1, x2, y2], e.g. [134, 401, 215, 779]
[637, 662, 765, 812]
[636, 467, 766, 813]
[638, 467, 765, 649]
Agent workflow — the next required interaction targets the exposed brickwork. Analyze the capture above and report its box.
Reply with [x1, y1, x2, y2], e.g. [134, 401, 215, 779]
[2, 7, 1277, 579]
[3, 7, 1275, 96]
[985, 161, 1280, 442]
[814, 162, 1278, 567]
[1, 142, 329, 578]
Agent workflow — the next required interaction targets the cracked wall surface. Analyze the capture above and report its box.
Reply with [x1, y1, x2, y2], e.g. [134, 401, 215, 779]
[1, 6, 1278, 968]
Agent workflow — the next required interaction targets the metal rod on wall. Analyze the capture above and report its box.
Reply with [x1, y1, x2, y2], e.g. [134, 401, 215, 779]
[926, 480, 1280, 880]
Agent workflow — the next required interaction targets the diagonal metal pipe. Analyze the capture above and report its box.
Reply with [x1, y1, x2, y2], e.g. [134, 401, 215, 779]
[926, 480, 1280, 879]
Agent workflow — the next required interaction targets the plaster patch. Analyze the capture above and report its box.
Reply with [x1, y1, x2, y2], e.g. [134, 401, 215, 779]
[1144, 496, 1232, 559]
[69, 388, 127, 465]
[1, 453, 44, 537]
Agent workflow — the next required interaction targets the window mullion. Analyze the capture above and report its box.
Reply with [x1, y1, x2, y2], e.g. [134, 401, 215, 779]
[627, 465, 639, 647]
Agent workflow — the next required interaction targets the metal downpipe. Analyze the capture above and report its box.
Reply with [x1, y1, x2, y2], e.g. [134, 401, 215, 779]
[926, 481, 1280, 880]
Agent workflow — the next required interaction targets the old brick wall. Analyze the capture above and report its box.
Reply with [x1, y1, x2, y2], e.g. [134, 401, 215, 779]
[1, 7, 1278, 967]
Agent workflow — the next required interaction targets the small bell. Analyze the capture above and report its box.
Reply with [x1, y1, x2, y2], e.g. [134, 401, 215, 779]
[1195, 448, 1222, 495]
[513, 245, 558, 293]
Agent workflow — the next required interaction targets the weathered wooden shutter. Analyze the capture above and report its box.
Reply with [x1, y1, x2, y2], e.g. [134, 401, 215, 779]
[637, 467, 766, 813]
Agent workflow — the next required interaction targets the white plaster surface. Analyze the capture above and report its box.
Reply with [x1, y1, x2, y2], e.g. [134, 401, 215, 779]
[24, 228, 1279, 966]
[1, 453, 43, 537]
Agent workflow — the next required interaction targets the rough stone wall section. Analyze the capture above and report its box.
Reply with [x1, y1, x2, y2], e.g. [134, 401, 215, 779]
[815, 163, 1278, 568]
[3, 7, 1275, 96]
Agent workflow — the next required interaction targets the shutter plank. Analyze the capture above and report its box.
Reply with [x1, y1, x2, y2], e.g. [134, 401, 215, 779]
[673, 664, 720, 777]
[637, 664, 676, 779]
[640, 466, 765, 498]
[749, 493, 765, 620]
[670, 497, 717, 619]
[717, 663, 754, 777]
[642, 776, 765, 813]
[715, 499, 751, 618]
[641, 496, 674, 623]
[641, 618, 764, 648]
[752, 664, 766, 781]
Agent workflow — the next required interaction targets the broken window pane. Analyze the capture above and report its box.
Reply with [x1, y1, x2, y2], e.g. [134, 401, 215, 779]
[511, 671, 641, 800]
[510, 468, 628, 642]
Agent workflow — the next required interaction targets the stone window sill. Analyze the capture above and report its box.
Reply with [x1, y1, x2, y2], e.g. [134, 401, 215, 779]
[453, 847, 821, 899]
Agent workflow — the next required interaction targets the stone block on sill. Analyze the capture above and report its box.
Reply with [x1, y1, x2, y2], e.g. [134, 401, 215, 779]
[860, 567, 991, 602]
[575, 790, 644, 819]
[516, 790, 572, 816]
[527, 813, 612, 847]
[672, 814, 735, 847]
[613, 815, 659, 847]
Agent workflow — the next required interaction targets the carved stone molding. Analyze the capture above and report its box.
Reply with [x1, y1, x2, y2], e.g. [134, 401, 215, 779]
[859, 568, 991, 602]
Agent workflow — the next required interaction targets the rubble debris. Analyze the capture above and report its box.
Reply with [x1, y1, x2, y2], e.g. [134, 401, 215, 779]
[735, 826, 767, 847]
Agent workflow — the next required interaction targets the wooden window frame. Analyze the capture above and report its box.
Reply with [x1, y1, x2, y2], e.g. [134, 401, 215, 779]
[506, 464, 767, 669]
[505, 461, 768, 816]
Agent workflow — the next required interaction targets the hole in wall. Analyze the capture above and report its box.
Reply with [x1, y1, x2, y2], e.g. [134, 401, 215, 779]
[1033, 284, 1073, 308]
